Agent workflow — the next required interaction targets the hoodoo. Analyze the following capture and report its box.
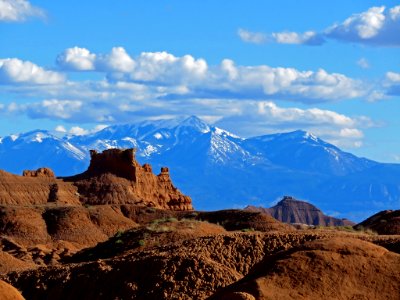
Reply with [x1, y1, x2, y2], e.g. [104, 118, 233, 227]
[65, 148, 193, 210]
[0, 148, 192, 211]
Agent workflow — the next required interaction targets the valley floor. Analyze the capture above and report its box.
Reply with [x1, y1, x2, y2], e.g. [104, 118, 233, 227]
[0, 205, 399, 300]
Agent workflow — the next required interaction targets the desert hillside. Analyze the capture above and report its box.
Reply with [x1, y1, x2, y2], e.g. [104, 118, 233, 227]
[0, 149, 399, 299]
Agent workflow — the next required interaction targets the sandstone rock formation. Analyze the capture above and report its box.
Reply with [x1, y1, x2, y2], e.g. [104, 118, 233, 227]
[0, 280, 24, 300]
[196, 209, 294, 232]
[22, 168, 55, 178]
[3, 231, 399, 300]
[210, 238, 400, 300]
[0, 148, 192, 211]
[354, 209, 400, 235]
[0, 148, 399, 300]
[0, 170, 80, 206]
[65, 149, 192, 210]
[246, 196, 354, 226]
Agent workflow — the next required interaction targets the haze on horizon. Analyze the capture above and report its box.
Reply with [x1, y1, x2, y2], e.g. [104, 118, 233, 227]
[0, 0, 400, 163]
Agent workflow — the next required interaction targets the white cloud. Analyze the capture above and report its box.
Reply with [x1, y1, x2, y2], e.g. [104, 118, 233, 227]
[242, 5, 400, 47]
[253, 102, 361, 128]
[62, 48, 365, 102]
[3, 99, 83, 119]
[127, 51, 208, 84]
[4, 49, 372, 104]
[0, 50, 384, 149]
[213, 101, 373, 148]
[57, 46, 135, 73]
[386, 71, 400, 82]
[237, 28, 267, 44]
[97, 47, 136, 73]
[57, 48, 208, 85]
[328, 6, 386, 39]
[69, 126, 88, 136]
[68, 124, 109, 136]
[0, 0, 44, 22]
[271, 31, 324, 45]
[92, 124, 108, 132]
[205, 64, 366, 103]
[0, 58, 65, 84]
[56, 47, 96, 71]
[325, 5, 400, 45]
[54, 125, 67, 133]
[357, 58, 370, 69]
[2, 97, 373, 148]
[384, 71, 400, 96]
[54, 124, 108, 136]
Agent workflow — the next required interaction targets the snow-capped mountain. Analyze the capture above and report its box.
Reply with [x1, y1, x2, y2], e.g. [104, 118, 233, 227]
[0, 116, 399, 221]
[244, 130, 378, 176]
[0, 130, 87, 175]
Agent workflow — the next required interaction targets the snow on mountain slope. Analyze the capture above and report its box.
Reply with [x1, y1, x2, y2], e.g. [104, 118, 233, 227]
[0, 130, 87, 175]
[244, 130, 377, 176]
[0, 116, 399, 221]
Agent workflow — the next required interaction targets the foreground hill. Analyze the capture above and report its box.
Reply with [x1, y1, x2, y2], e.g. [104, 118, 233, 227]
[246, 196, 355, 226]
[1, 116, 400, 220]
[0, 151, 398, 299]
[2, 229, 399, 300]
[354, 209, 400, 235]
[210, 237, 400, 300]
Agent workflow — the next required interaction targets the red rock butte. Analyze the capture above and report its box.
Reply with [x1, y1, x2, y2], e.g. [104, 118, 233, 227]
[0, 148, 193, 211]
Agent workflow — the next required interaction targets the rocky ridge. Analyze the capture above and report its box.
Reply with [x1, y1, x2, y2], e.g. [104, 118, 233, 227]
[246, 196, 355, 226]
[354, 209, 400, 235]
[0, 148, 192, 211]
[65, 148, 192, 210]
[0, 147, 399, 299]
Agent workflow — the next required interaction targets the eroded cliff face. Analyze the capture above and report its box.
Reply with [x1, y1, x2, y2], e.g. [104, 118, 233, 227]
[0, 148, 192, 211]
[0, 170, 80, 206]
[65, 148, 193, 210]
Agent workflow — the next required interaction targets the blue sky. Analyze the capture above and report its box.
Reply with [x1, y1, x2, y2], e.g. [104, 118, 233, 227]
[0, 0, 400, 162]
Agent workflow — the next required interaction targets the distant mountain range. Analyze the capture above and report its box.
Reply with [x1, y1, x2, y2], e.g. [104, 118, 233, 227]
[1, 116, 399, 221]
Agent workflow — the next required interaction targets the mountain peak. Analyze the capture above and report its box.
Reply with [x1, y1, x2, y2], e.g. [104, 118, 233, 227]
[8, 130, 57, 143]
[176, 116, 210, 133]
[283, 130, 319, 142]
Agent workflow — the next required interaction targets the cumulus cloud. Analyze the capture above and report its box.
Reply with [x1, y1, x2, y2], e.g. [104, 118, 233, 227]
[384, 71, 400, 96]
[69, 126, 88, 136]
[97, 47, 136, 73]
[240, 5, 400, 47]
[56, 47, 96, 71]
[386, 71, 400, 82]
[326, 6, 400, 46]
[54, 125, 67, 133]
[0, 0, 44, 22]
[0, 50, 383, 148]
[0, 95, 373, 148]
[0, 58, 65, 85]
[271, 31, 325, 45]
[357, 58, 370, 69]
[54, 124, 108, 136]
[55, 48, 367, 103]
[237, 28, 267, 44]
[57, 46, 135, 73]
[57, 48, 208, 85]
[213, 101, 372, 148]
[127, 51, 208, 84]
[1, 99, 83, 120]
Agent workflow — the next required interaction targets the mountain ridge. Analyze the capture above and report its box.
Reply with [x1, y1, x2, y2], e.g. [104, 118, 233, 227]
[0, 116, 399, 221]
